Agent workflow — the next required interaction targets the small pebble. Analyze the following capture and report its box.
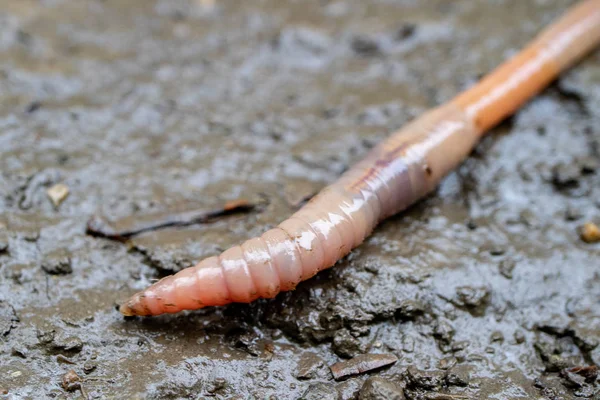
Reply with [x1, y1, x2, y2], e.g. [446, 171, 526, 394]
[580, 222, 600, 243]
[565, 206, 583, 221]
[0, 225, 8, 253]
[395, 23, 416, 41]
[445, 365, 470, 387]
[359, 377, 405, 400]
[41, 254, 73, 275]
[351, 35, 380, 56]
[438, 357, 457, 370]
[499, 259, 516, 279]
[433, 320, 455, 344]
[301, 382, 338, 400]
[61, 370, 81, 392]
[83, 360, 97, 374]
[332, 328, 363, 358]
[455, 286, 490, 308]
[490, 331, 504, 343]
[403, 366, 445, 390]
[294, 352, 324, 380]
[552, 163, 580, 188]
[46, 183, 70, 207]
[514, 330, 526, 344]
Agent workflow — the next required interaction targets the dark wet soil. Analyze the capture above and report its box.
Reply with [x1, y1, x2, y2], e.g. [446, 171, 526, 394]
[1, 0, 599, 399]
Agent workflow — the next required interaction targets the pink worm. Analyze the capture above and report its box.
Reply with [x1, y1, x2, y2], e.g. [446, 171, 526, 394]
[120, 0, 600, 316]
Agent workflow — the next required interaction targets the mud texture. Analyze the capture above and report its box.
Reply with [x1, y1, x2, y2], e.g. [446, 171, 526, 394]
[1, 0, 600, 399]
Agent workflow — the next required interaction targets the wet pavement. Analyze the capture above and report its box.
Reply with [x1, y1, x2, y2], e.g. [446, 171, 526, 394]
[0, 0, 599, 398]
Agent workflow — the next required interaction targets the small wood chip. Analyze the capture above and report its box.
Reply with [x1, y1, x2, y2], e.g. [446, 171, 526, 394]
[330, 353, 398, 380]
[580, 222, 600, 243]
[46, 183, 70, 207]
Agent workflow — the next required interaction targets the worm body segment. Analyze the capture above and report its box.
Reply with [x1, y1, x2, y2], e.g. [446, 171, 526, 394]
[121, 0, 600, 316]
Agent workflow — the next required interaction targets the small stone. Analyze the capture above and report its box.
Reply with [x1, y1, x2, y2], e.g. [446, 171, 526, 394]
[330, 353, 398, 380]
[445, 365, 470, 387]
[546, 354, 570, 372]
[0, 226, 8, 253]
[552, 163, 580, 189]
[53, 335, 83, 354]
[433, 320, 455, 345]
[573, 385, 595, 398]
[351, 35, 380, 56]
[565, 206, 583, 221]
[83, 360, 97, 374]
[395, 23, 416, 41]
[295, 352, 324, 380]
[402, 335, 415, 353]
[301, 383, 338, 400]
[359, 377, 405, 400]
[490, 331, 504, 343]
[37, 327, 56, 345]
[561, 365, 598, 386]
[466, 220, 478, 230]
[571, 328, 599, 352]
[499, 259, 516, 279]
[455, 286, 490, 308]
[395, 300, 424, 320]
[451, 341, 468, 352]
[489, 247, 505, 256]
[22, 230, 39, 242]
[0, 301, 19, 336]
[514, 330, 526, 344]
[46, 183, 70, 207]
[580, 222, 600, 243]
[233, 331, 261, 356]
[41, 251, 72, 275]
[206, 378, 226, 394]
[332, 329, 363, 358]
[438, 357, 457, 370]
[579, 156, 598, 175]
[61, 370, 81, 392]
[403, 366, 445, 390]
[11, 346, 28, 358]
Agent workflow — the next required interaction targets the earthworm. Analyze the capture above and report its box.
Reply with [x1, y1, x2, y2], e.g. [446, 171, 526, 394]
[120, 0, 600, 316]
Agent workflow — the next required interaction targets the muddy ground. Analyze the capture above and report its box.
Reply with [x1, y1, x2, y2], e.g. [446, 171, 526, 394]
[1, 0, 599, 399]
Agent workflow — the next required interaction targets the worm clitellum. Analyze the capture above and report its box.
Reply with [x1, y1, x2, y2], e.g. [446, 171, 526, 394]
[120, 0, 600, 317]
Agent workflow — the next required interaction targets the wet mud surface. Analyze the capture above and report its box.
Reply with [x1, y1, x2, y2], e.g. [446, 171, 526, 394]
[1, 0, 599, 398]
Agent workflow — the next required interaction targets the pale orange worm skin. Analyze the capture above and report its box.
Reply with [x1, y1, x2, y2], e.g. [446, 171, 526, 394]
[121, 0, 600, 317]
